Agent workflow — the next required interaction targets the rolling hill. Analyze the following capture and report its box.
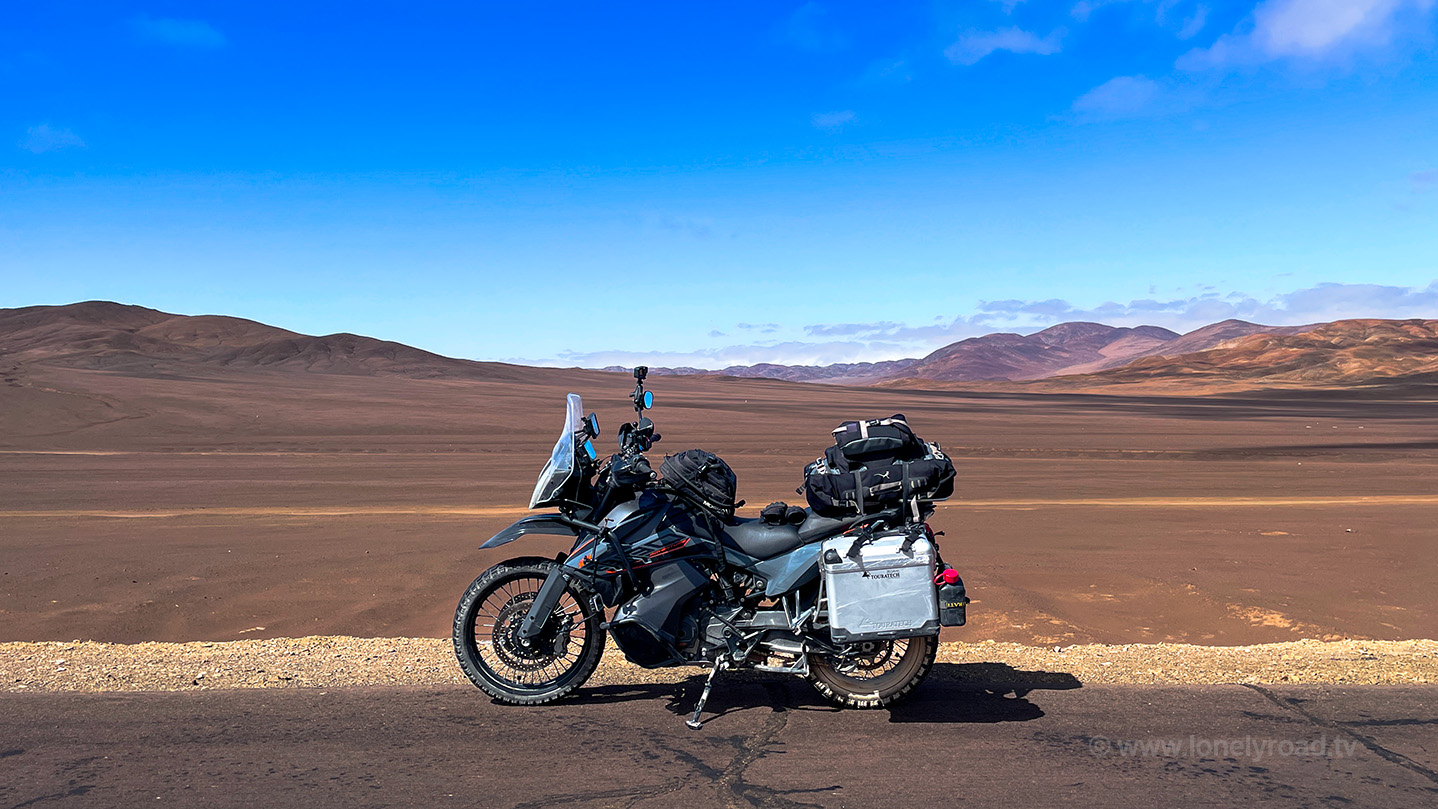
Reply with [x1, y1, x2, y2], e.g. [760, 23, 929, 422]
[1068, 319, 1438, 387]
[0, 301, 536, 381]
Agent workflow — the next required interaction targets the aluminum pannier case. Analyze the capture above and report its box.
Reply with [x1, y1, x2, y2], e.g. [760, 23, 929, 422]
[820, 528, 939, 644]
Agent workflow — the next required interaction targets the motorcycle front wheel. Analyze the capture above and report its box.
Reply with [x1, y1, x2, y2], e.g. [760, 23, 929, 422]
[453, 560, 605, 705]
[806, 634, 937, 709]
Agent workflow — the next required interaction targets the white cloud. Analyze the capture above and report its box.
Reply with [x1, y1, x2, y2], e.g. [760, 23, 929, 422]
[1072, 75, 1162, 117]
[1179, 0, 1435, 69]
[132, 16, 227, 49]
[811, 110, 857, 131]
[945, 27, 1065, 65]
[1071, 0, 1133, 22]
[966, 281, 1438, 333]
[20, 124, 86, 153]
[1071, 0, 1212, 37]
[644, 213, 717, 239]
[531, 339, 915, 370]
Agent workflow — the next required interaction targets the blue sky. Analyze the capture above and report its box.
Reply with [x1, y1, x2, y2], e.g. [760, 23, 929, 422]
[3, 1, 1437, 368]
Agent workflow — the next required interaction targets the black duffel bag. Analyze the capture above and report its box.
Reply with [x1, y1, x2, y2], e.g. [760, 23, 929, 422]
[804, 448, 955, 518]
[830, 415, 925, 463]
[660, 449, 741, 517]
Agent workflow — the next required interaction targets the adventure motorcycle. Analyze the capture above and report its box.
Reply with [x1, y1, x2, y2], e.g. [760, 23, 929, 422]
[453, 368, 968, 728]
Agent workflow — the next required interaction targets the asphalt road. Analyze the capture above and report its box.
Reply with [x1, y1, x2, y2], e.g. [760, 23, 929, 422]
[3, 668, 1437, 808]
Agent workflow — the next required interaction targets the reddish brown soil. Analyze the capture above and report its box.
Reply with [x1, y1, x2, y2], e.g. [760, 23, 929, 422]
[3, 354, 1436, 646]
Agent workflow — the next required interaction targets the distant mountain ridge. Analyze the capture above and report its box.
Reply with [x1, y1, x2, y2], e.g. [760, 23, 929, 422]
[5, 302, 1434, 390]
[612, 320, 1307, 384]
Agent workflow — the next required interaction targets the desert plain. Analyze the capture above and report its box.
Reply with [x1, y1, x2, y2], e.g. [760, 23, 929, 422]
[3, 354, 1435, 649]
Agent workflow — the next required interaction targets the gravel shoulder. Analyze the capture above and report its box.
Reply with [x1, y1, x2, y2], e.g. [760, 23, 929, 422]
[3, 636, 1435, 693]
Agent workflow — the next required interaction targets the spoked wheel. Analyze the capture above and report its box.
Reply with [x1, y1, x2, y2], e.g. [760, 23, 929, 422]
[806, 634, 937, 709]
[453, 560, 605, 705]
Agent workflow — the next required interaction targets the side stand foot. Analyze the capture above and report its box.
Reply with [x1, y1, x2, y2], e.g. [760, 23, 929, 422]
[685, 661, 726, 730]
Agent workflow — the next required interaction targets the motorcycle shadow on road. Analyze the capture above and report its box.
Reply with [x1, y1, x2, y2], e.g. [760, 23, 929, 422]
[559, 662, 1081, 726]
[887, 662, 1082, 724]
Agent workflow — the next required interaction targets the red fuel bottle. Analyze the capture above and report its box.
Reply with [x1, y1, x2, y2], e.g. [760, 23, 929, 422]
[936, 567, 968, 627]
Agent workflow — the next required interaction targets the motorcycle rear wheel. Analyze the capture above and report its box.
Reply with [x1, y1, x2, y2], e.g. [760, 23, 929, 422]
[806, 634, 937, 709]
[453, 560, 605, 705]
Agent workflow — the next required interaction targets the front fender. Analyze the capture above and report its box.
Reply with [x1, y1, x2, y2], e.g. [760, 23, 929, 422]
[479, 514, 579, 549]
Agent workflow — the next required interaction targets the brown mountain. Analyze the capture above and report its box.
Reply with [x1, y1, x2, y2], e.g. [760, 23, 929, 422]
[8, 303, 1433, 393]
[1127, 319, 1310, 358]
[895, 322, 1181, 382]
[0, 301, 537, 381]
[1069, 319, 1438, 387]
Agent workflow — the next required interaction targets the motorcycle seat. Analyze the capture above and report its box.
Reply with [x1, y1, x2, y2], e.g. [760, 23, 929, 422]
[720, 519, 804, 560]
[796, 509, 875, 543]
[723, 508, 904, 560]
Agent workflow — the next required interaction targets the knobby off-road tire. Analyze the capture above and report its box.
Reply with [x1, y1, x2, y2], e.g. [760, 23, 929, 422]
[806, 634, 937, 709]
[453, 560, 605, 705]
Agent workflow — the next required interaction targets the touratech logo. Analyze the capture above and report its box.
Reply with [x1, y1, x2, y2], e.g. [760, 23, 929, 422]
[862, 571, 901, 579]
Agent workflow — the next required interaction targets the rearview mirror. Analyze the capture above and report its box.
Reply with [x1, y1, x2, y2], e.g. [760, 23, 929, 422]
[642, 390, 654, 410]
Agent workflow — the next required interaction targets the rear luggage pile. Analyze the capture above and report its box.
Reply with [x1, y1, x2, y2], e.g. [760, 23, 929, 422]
[801, 414, 955, 518]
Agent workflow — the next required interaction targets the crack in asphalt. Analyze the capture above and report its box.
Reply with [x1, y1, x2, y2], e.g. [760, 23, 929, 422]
[1242, 684, 1438, 786]
[6, 786, 95, 809]
[712, 681, 834, 809]
[506, 680, 834, 809]
[507, 782, 687, 809]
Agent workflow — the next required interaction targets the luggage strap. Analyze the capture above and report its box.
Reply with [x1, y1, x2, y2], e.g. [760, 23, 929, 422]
[831, 416, 910, 439]
[845, 525, 875, 563]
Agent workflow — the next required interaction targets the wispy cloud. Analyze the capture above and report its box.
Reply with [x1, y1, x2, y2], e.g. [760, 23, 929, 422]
[1070, 0, 1211, 38]
[858, 57, 913, 86]
[645, 213, 716, 239]
[1178, 0, 1435, 69]
[805, 321, 905, 337]
[1410, 169, 1438, 191]
[132, 16, 227, 49]
[533, 339, 912, 370]
[945, 27, 1065, 65]
[811, 109, 857, 131]
[19, 124, 85, 153]
[967, 281, 1438, 333]
[1177, 4, 1211, 39]
[1072, 75, 1162, 118]
[1071, 0, 1136, 22]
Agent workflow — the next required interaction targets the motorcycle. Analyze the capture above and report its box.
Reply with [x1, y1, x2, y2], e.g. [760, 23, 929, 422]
[453, 367, 968, 728]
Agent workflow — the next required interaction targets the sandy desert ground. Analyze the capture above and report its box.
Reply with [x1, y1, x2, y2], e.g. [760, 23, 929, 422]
[3, 360, 1435, 648]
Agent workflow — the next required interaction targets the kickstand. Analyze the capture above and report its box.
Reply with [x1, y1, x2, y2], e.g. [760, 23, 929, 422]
[686, 660, 726, 730]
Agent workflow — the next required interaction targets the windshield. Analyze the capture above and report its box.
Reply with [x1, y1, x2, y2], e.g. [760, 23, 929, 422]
[530, 393, 586, 509]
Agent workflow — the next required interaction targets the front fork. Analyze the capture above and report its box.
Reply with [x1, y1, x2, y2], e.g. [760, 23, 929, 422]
[519, 567, 572, 641]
